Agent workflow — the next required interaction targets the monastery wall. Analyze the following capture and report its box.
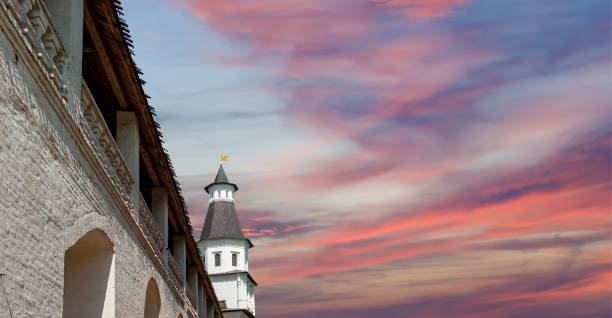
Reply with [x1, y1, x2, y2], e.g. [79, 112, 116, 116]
[0, 2, 208, 317]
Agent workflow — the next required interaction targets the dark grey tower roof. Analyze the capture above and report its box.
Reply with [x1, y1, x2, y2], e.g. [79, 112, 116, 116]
[200, 201, 244, 240]
[214, 165, 229, 183]
[204, 165, 238, 193]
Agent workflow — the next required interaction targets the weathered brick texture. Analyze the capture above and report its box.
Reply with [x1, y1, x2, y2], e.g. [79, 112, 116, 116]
[0, 11, 194, 318]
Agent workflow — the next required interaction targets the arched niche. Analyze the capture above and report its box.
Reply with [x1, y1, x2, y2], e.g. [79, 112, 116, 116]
[144, 278, 161, 318]
[63, 229, 115, 317]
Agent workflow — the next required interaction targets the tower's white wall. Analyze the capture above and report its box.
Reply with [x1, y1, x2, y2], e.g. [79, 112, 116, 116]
[209, 273, 255, 314]
[198, 237, 255, 315]
[208, 184, 236, 203]
[198, 239, 249, 274]
[210, 275, 238, 308]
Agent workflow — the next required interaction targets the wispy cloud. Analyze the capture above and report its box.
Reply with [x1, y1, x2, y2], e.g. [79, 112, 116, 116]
[152, 0, 612, 316]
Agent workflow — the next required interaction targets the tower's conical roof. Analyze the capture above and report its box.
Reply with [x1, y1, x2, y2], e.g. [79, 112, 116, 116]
[200, 165, 252, 247]
[213, 165, 230, 183]
[204, 164, 238, 193]
[199, 200, 244, 241]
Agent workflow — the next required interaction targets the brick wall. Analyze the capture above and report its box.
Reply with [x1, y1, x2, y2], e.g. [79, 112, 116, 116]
[0, 11, 192, 318]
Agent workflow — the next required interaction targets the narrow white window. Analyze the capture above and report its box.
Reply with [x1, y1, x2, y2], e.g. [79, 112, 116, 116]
[232, 252, 238, 267]
[214, 252, 221, 267]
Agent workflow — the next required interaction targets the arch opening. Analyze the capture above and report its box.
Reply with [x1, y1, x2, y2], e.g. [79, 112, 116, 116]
[144, 278, 161, 318]
[63, 229, 115, 318]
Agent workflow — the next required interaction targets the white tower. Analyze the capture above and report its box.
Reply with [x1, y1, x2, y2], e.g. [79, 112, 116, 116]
[197, 165, 256, 318]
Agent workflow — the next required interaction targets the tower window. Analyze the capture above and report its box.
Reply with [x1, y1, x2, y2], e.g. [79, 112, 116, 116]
[232, 253, 238, 267]
[214, 252, 221, 267]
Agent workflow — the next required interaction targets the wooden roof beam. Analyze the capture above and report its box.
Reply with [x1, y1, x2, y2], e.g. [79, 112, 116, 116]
[140, 148, 161, 187]
[86, 2, 162, 187]
[83, 2, 128, 110]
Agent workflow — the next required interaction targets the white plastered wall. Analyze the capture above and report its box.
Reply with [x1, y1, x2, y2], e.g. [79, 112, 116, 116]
[209, 184, 236, 203]
[208, 273, 252, 310]
[199, 239, 249, 274]
[0, 17, 192, 317]
[198, 238, 255, 314]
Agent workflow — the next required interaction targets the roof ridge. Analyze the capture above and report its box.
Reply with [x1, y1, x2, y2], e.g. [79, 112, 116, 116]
[214, 164, 230, 183]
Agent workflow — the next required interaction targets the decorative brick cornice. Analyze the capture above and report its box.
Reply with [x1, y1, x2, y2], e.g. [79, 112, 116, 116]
[168, 252, 185, 290]
[138, 193, 165, 252]
[3, 0, 68, 102]
[81, 81, 134, 206]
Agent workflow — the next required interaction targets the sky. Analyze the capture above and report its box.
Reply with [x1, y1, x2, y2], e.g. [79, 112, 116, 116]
[123, 1, 612, 317]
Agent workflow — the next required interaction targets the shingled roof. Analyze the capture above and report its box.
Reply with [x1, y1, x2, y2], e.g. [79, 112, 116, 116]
[214, 165, 229, 183]
[200, 166, 253, 247]
[200, 201, 244, 240]
[205, 165, 238, 193]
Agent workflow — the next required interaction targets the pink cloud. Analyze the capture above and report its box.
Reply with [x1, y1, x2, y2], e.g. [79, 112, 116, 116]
[176, 1, 611, 316]
[183, 0, 374, 52]
[246, 127, 611, 286]
[370, 0, 474, 18]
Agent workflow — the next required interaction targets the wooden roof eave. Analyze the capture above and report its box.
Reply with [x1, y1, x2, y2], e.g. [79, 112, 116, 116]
[86, 0, 224, 314]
